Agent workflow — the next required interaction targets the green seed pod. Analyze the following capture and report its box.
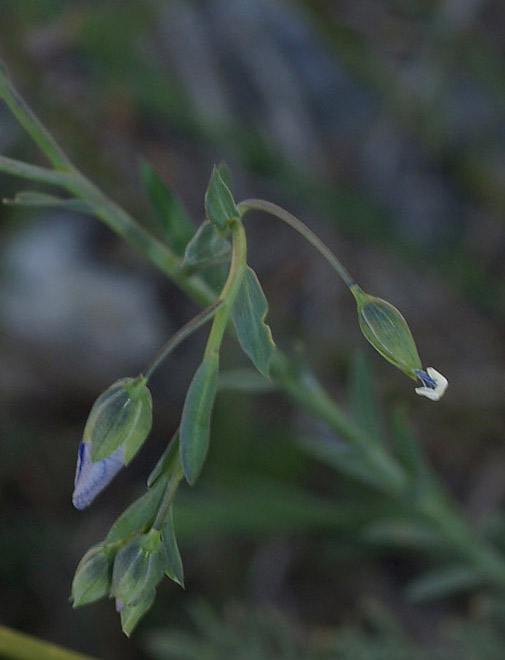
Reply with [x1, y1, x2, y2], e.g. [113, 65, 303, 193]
[111, 530, 165, 607]
[351, 285, 422, 379]
[71, 544, 113, 607]
[85, 376, 153, 464]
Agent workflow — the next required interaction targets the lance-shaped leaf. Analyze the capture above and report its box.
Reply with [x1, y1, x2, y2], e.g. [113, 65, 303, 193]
[84, 377, 152, 464]
[140, 161, 194, 255]
[180, 220, 231, 273]
[4, 190, 91, 214]
[180, 353, 220, 485]
[232, 266, 276, 378]
[161, 506, 184, 587]
[204, 165, 238, 233]
[105, 476, 167, 544]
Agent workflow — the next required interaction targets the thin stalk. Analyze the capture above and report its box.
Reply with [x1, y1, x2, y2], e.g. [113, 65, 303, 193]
[0, 155, 76, 187]
[203, 220, 247, 359]
[0, 625, 100, 660]
[0, 71, 74, 172]
[143, 301, 223, 380]
[152, 461, 184, 531]
[237, 199, 355, 289]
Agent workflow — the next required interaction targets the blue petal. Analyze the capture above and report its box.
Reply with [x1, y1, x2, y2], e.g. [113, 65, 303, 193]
[72, 441, 125, 510]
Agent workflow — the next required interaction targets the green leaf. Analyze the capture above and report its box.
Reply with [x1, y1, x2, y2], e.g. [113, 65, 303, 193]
[351, 285, 422, 379]
[180, 220, 231, 273]
[85, 377, 152, 464]
[349, 351, 383, 445]
[406, 565, 482, 602]
[161, 507, 184, 587]
[147, 431, 179, 488]
[180, 353, 220, 485]
[232, 266, 276, 378]
[390, 406, 430, 480]
[204, 165, 238, 233]
[140, 161, 194, 255]
[105, 477, 167, 544]
[4, 190, 91, 214]
[71, 544, 113, 607]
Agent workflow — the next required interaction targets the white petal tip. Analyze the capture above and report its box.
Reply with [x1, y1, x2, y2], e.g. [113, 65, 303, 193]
[415, 367, 448, 401]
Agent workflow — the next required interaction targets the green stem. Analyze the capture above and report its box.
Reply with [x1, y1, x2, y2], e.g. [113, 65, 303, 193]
[152, 460, 184, 531]
[0, 71, 74, 172]
[203, 220, 247, 359]
[0, 155, 75, 187]
[0, 625, 100, 660]
[143, 301, 223, 380]
[237, 198, 355, 289]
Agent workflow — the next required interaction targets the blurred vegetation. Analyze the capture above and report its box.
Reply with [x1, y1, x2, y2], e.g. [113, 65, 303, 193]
[2, 1, 505, 658]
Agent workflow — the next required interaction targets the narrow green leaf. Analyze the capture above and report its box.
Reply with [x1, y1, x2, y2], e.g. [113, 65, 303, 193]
[180, 353, 220, 485]
[204, 165, 238, 233]
[161, 507, 184, 587]
[406, 565, 481, 602]
[147, 431, 179, 488]
[390, 406, 429, 478]
[232, 266, 276, 378]
[140, 160, 194, 255]
[4, 190, 91, 214]
[180, 220, 231, 273]
[349, 352, 383, 445]
[105, 477, 167, 544]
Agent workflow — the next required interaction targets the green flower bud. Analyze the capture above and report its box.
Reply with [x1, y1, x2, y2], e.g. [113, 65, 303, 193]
[71, 544, 113, 607]
[85, 376, 153, 464]
[351, 285, 422, 379]
[111, 530, 165, 607]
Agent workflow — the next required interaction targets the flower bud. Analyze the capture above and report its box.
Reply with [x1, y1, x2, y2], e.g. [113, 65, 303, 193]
[72, 442, 124, 510]
[85, 376, 153, 464]
[351, 285, 422, 379]
[71, 544, 113, 607]
[111, 530, 165, 607]
[118, 589, 156, 637]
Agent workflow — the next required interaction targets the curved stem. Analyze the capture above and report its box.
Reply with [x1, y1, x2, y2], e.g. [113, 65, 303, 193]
[143, 301, 223, 381]
[203, 220, 247, 359]
[237, 198, 356, 289]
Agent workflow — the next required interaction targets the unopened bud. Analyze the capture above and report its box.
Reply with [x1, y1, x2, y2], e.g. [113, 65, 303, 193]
[71, 544, 113, 607]
[351, 285, 422, 379]
[111, 530, 165, 607]
[84, 376, 153, 464]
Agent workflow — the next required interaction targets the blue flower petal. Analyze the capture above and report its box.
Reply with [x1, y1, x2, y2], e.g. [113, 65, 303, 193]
[72, 441, 125, 510]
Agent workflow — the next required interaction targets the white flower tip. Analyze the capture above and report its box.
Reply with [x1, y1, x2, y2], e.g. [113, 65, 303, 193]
[415, 367, 448, 401]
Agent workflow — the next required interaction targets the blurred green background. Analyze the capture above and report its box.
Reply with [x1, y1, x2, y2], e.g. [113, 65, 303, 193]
[1, 1, 505, 658]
